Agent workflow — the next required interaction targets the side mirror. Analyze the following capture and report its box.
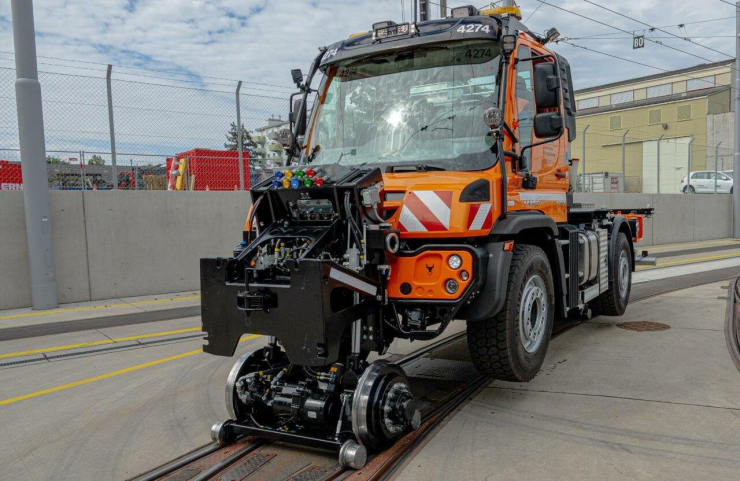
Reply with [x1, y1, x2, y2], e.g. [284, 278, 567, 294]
[534, 112, 563, 138]
[291, 69, 304, 87]
[533, 62, 560, 109]
[483, 107, 503, 130]
[289, 98, 307, 137]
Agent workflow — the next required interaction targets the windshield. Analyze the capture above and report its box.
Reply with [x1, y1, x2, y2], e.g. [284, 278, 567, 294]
[304, 40, 501, 171]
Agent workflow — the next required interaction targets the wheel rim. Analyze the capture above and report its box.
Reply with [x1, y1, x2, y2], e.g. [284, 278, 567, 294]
[618, 250, 630, 299]
[519, 275, 547, 353]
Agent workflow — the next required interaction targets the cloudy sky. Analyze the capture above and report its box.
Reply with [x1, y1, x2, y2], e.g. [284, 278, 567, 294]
[0, 0, 736, 91]
[0, 1, 737, 159]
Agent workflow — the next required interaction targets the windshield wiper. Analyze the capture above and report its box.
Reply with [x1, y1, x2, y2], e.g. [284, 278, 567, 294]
[336, 148, 357, 164]
[388, 164, 446, 173]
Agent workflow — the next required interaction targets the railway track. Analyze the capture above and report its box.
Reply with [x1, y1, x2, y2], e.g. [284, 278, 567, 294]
[132, 270, 737, 481]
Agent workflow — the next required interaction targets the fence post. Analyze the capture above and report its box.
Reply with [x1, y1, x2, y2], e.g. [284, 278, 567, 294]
[656, 134, 664, 194]
[621, 129, 629, 193]
[236, 81, 245, 191]
[106, 65, 117, 190]
[715, 141, 722, 194]
[687, 137, 694, 193]
[581, 125, 589, 192]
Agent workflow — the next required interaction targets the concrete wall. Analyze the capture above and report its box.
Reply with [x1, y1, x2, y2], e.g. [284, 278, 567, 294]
[0, 191, 251, 310]
[0, 192, 732, 309]
[574, 193, 733, 247]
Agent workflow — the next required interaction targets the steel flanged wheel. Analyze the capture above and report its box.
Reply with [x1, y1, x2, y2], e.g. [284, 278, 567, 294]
[351, 360, 420, 450]
[225, 347, 286, 421]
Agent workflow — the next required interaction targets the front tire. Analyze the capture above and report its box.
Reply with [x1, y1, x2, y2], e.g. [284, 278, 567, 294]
[467, 244, 554, 382]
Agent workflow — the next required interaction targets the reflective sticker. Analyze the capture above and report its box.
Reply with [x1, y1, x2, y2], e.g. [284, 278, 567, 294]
[467, 203, 493, 230]
[398, 191, 452, 232]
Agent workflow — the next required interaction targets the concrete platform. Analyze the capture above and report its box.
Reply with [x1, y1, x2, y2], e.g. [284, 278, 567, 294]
[397, 280, 740, 481]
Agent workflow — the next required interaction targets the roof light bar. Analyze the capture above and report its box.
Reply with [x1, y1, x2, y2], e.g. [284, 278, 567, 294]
[372, 21, 397, 30]
[450, 6, 478, 18]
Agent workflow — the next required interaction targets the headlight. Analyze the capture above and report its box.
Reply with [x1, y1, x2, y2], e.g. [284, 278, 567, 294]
[445, 279, 459, 294]
[459, 270, 470, 281]
[447, 254, 462, 270]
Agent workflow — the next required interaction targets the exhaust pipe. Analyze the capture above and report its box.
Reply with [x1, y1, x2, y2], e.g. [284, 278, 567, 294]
[634, 250, 657, 267]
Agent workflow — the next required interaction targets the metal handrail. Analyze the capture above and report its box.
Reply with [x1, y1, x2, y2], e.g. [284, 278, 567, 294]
[725, 276, 740, 373]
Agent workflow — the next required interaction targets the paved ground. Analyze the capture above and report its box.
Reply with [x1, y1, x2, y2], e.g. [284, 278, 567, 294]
[0, 239, 737, 480]
[397, 280, 740, 481]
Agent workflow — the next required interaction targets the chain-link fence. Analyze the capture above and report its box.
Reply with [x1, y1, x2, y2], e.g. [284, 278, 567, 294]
[0, 65, 292, 191]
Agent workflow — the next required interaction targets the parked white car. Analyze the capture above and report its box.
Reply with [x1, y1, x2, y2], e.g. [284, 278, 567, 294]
[680, 171, 733, 194]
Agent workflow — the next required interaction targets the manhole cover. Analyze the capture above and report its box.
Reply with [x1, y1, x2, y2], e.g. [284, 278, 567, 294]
[616, 321, 670, 332]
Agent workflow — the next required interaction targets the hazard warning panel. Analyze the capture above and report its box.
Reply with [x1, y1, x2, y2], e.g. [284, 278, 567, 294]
[467, 203, 493, 231]
[398, 191, 452, 232]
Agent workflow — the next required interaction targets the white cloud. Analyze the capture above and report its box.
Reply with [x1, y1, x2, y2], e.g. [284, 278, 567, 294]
[0, 0, 736, 159]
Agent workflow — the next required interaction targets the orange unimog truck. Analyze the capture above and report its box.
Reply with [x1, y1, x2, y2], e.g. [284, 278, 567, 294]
[200, 5, 653, 469]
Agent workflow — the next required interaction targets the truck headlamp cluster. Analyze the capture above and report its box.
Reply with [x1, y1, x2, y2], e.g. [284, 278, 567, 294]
[447, 254, 463, 270]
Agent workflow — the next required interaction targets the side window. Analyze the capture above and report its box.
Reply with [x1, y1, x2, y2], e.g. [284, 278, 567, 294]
[693, 172, 706, 180]
[720, 173, 731, 181]
[514, 46, 534, 154]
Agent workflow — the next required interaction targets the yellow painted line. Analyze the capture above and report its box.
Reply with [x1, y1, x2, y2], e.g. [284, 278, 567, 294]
[0, 327, 202, 360]
[637, 252, 740, 270]
[0, 295, 201, 321]
[0, 334, 261, 408]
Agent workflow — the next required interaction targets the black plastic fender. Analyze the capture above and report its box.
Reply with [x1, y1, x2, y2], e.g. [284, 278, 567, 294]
[491, 211, 559, 237]
[457, 242, 512, 322]
[607, 215, 636, 283]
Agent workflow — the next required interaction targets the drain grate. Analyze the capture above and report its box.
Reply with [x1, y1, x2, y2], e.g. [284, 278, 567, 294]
[616, 321, 670, 332]
[285, 464, 342, 481]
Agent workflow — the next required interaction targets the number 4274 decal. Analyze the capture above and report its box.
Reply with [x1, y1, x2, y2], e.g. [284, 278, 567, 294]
[457, 24, 492, 34]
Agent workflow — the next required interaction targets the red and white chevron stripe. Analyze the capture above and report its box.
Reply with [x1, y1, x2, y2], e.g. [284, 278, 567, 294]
[467, 203, 493, 231]
[398, 191, 452, 232]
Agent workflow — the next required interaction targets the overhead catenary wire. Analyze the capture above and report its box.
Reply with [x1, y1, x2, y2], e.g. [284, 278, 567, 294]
[578, 0, 734, 60]
[0, 50, 296, 92]
[533, 0, 730, 67]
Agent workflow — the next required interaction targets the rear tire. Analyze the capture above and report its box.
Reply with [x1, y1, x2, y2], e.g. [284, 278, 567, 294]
[684, 186, 695, 194]
[467, 244, 554, 382]
[591, 232, 631, 317]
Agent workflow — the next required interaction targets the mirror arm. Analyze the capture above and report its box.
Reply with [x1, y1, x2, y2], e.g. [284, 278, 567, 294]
[286, 49, 324, 166]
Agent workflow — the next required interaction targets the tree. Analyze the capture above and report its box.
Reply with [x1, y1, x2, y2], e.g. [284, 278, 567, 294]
[87, 154, 105, 166]
[46, 155, 66, 164]
[224, 122, 258, 156]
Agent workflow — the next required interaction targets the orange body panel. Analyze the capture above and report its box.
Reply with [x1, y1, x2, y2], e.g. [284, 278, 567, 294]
[387, 250, 473, 300]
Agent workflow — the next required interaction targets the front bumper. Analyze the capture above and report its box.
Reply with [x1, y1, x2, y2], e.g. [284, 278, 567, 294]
[200, 258, 379, 367]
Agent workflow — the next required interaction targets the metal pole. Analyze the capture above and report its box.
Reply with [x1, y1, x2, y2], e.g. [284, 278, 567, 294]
[687, 137, 694, 193]
[656, 134, 664, 194]
[581, 125, 589, 192]
[106, 65, 117, 189]
[621, 130, 629, 193]
[414, 0, 418, 22]
[236, 81, 245, 191]
[735, 1, 740, 237]
[11, 0, 58, 309]
[715, 141, 723, 194]
[439, 0, 447, 17]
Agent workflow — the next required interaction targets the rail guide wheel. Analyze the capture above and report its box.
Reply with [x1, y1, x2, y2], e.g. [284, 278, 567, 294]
[224, 347, 287, 421]
[350, 360, 421, 451]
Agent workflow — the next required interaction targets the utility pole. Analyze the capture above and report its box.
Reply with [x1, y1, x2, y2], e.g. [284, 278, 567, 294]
[106, 65, 117, 189]
[439, 0, 447, 18]
[413, 0, 417, 22]
[11, 0, 58, 309]
[687, 137, 694, 194]
[236, 81, 245, 191]
[734, 1, 740, 237]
